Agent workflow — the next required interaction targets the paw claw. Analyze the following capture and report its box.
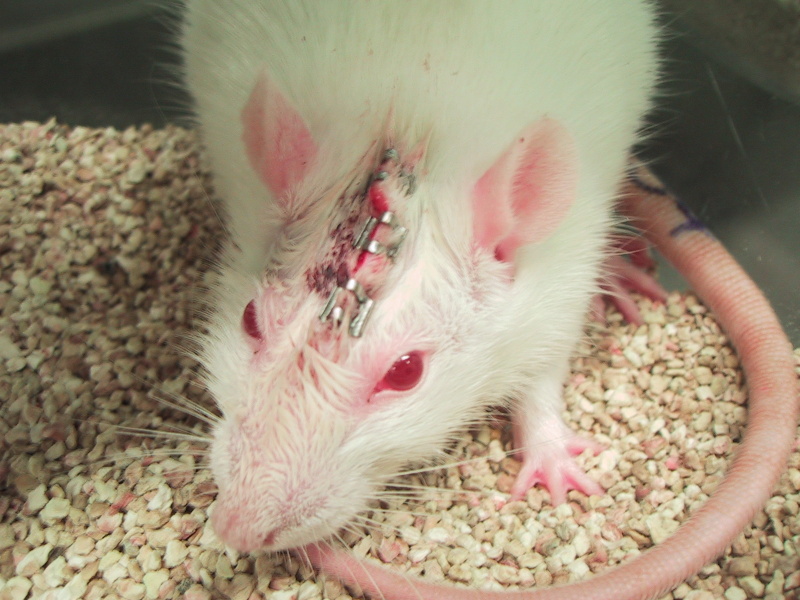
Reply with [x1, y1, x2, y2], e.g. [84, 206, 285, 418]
[595, 235, 668, 324]
[566, 436, 604, 457]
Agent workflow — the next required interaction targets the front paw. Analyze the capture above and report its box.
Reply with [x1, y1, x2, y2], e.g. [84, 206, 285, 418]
[593, 234, 668, 325]
[510, 434, 603, 504]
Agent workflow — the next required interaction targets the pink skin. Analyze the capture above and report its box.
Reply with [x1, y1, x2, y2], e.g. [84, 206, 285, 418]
[473, 118, 577, 262]
[301, 163, 799, 600]
[593, 233, 669, 325]
[242, 71, 318, 199]
[509, 422, 604, 504]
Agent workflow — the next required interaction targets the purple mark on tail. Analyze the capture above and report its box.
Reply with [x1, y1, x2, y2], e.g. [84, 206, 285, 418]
[626, 161, 709, 238]
[670, 198, 708, 237]
[627, 166, 668, 197]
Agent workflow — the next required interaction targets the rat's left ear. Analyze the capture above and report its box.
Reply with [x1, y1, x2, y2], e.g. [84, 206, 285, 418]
[471, 118, 577, 263]
[241, 70, 319, 201]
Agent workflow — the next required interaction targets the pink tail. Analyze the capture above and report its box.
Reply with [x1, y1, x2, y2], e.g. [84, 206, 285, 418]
[303, 163, 799, 600]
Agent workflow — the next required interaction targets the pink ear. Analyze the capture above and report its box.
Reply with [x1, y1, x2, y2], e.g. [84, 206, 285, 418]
[241, 71, 318, 199]
[472, 118, 577, 263]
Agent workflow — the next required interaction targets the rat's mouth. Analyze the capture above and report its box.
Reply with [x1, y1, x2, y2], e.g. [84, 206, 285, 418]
[211, 481, 358, 553]
[249, 527, 282, 551]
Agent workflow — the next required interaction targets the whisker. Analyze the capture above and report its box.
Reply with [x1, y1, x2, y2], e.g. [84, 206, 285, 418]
[369, 493, 450, 506]
[79, 344, 219, 427]
[114, 446, 210, 459]
[381, 481, 471, 493]
[369, 492, 430, 501]
[295, 544, 312, 573]
[337, 531, 390, 600]
[152, 420, 213, 438]
[194, 490, 219, 498]
[63, 448, 211, 475]
[353, 513, 404, 530]
[350, 526, 426, 600]
[108, 425, 211, 445]
[339, 524, 372, 544]
[390, 451, 501, 477]
[365, 508, 431, 521]
[147, 387, 220, 427]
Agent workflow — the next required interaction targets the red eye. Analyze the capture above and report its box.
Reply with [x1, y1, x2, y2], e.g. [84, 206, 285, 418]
[377, 352, 424, 392]
[242, 300, 262, 340]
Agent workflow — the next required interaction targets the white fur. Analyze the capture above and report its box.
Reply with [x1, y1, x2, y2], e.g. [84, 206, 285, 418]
[182, 0, 660, 552]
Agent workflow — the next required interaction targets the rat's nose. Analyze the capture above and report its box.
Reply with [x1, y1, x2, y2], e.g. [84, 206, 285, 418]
[211, 502, 280, 552]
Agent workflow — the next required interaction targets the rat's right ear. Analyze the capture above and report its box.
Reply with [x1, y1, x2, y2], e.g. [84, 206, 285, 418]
[471, 118, 577, 265]
[241, 70, 319, 200]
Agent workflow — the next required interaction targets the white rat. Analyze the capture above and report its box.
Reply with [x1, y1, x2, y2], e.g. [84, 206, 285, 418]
[180, 2, 800, 599]
[181, 0, 660, 554]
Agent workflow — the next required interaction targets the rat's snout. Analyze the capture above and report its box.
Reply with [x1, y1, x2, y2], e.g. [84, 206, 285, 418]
[208, 410, 361, 553]
[211, 498, 281, 552]
[210, 476, 315, 552]
[210, 475, 340, 552]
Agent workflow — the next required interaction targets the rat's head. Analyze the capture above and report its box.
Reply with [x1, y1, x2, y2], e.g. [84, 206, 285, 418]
[201, 71, 577, 553]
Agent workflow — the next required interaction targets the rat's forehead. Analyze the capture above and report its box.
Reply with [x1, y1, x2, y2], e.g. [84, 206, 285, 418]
[297, 147, 416, 340]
